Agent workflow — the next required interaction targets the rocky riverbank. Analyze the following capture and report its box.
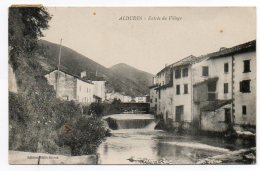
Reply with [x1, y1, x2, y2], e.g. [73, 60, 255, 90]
[127, 147, 256, 165]
[197, 147, 256, 164]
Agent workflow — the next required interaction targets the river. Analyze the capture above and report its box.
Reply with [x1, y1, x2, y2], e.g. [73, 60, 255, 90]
[97, 114, 255, 164]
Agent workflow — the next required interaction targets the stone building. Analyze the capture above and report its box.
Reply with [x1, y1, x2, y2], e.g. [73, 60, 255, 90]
[109, 92, 125, 102]
[149, 40, 256, 133]
[170, 55, 206, 129]
[152, 64, 173, 120]
[45, 69, 94, 105]
[192, 40, 256, 132]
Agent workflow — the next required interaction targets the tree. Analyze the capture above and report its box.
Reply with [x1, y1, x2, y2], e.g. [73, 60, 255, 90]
[9, 6, 51, 69]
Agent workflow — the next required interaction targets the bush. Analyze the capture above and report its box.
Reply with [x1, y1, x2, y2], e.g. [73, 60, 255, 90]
[57, 116, 107, 156]
[89, 103, 105, 117]
[88, 99, 123, 117]
[9, 76, 107, 155]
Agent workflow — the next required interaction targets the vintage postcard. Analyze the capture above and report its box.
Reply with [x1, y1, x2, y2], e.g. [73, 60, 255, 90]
[8, 6, 256, 165]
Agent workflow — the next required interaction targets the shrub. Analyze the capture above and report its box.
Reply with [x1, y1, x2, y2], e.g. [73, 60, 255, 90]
[57, 116, 107, 156]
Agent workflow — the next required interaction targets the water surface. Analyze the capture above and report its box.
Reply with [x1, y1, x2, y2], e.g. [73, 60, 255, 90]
[98, 114, 255, 164]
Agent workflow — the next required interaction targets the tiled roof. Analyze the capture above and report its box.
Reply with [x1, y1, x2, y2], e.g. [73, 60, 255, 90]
[170, 55, 197, 68]
[207, 40, 256, 59]
[156, 55, 209, 76]
[201, 99, 232, 112]
[46, 69, 93, 84]
[156, 55, 196, 75]
[155, 82, 173, 90]
[155, 40, 255, 76]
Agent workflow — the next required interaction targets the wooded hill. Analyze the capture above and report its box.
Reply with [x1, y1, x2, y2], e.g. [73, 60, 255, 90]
[38, 40, 154, 96]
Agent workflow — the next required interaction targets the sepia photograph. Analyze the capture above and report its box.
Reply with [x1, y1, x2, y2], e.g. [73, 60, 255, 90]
[8, 6, 256, 165]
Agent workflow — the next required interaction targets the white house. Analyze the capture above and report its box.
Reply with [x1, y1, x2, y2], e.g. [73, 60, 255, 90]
[192, 40, 256, 132]
[92, 81, 106, 102]
[45, 69, 94, 105]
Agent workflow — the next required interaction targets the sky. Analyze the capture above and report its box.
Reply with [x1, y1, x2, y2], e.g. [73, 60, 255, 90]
[42, 7, 256, 75]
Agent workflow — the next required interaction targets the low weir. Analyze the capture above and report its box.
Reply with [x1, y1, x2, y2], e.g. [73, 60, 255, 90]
[103, 114, 158, 130]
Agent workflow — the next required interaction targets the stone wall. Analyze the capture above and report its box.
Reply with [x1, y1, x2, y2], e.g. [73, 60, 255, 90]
[200, 104, 231, 132]
[45, 70, 77, 101]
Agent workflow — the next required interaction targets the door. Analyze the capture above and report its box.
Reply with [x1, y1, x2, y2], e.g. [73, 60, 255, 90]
[225, 108, 231, 124]
[176, 105, 184, 122]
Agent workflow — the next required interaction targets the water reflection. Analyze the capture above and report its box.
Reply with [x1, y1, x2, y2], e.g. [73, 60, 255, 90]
[98, 114, 255, 164]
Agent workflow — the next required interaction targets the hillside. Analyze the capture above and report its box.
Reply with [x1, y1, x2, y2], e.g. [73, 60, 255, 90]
[37, 39, 153, 96]
[109, 63, 154, 91]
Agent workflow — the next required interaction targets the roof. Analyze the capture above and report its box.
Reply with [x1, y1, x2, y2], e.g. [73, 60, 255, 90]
[206, 40, 256, 59]
[149, 84, 158, 89]
[46, 69, 93, 84]
[193, 77, 219, 87]
[93, 95, 102, 99]
[155, 82, 173, 90]
[170, 55, 197, 68]
[155, 40, 255, 76]
[156, 55, 208, 76]
[201, 99, 232, 112]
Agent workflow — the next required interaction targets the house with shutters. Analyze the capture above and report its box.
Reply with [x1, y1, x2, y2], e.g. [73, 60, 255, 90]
[192, 40, 256, 132]
[149, 40, 256, 133]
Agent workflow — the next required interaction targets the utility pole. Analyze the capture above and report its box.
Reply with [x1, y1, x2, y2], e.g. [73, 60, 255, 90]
[56, 38, 62, 98]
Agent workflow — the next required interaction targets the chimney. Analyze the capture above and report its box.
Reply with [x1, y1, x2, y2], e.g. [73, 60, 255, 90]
[219, 47, 227, 51]
[81, 71, 86, 78]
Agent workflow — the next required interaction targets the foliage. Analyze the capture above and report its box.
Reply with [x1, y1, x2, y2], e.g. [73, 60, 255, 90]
[88, 99, 123, 117]
[89, 103, 105, 117]
[9, 6, 51, 70]
[57, 116, 107, 156]
[8, 6, 106, 155]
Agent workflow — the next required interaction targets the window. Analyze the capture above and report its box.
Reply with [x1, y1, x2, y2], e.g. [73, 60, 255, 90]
[240, 80, 251, 93]
[208, 80, 217, 100]
[176, 85, 180, 95]
[182, 68, 188, 77]
[175, 69, 181, 79]
[184, 84, 188, 94]
[224, 63, 229, 73]
[224, 83, 229, 94]
[155, 98, 157, 103]
[242, 105, 247, 115]
[202, 66, 209, 76]
[243, 60, 251, 73]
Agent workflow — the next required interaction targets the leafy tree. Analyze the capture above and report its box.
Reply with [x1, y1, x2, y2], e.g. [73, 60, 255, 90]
[9, 6, 51, 70]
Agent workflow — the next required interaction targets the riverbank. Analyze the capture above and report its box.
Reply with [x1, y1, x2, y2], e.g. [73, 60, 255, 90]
[9, 151, 98, 164]
[155, 120, 256, 140]
[197, 147, 256, 164]
[127, 148, 256, 165]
